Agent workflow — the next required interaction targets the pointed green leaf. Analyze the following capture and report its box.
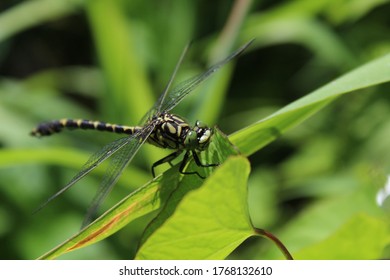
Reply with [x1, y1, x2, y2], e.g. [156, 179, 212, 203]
[230, 53, 390, 156]
[136, 156, 252, 260]
[37, 177, 163, 260]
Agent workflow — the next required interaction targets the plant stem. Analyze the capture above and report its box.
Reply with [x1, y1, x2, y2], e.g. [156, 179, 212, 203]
[254, 227, 294, 260]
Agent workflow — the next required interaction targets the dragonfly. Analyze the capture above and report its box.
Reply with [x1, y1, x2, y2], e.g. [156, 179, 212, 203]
[31, 40, 253, 227]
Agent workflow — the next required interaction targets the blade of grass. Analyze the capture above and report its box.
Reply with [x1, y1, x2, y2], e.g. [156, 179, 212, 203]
[37, 177, 163, 259]
[0, 148, 148, 189]
[0, 0, 84, 43]
[190, 0, 253, 124]
[230, 52, 390, 156]
[86, 0, 154, 123]
[86, 0, 157, 164]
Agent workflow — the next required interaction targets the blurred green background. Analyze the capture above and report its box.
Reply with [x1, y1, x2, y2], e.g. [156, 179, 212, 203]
[1, 0, 390, 259]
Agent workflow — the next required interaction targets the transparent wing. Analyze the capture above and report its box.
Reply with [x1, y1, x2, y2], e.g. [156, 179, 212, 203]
[139, 42, 191, 124]
[81, 124, 154, 228]
[158, 40, 254, 113]
[34, 128, 146, 214]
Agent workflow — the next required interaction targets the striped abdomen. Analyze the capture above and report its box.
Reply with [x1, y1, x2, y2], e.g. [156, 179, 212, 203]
[30, 119, 141, 137]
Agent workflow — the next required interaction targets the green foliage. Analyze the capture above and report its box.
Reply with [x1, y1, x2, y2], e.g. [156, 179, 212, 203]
[293, 213, 389, 259]
[1, 0, 390, 260]
[136, 156, 252, 260]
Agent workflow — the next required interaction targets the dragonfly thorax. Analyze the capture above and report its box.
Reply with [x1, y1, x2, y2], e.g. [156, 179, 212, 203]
[147, 112, 213, 151]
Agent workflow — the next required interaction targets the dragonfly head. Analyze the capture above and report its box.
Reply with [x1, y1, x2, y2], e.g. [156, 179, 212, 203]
[185, 120, 213, 151]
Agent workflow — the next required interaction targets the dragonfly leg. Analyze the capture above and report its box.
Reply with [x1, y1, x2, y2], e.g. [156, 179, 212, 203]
[152, 150, 184, 177]
[192, 150, 219, 168]
[179, 151, 219, 179]
[178, 151, 203, 178]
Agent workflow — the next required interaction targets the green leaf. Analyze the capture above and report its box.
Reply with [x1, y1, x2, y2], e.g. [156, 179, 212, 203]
[37, 177, 163, 260]
[136, 156, 252, 260]
[230, 52, 390, 156]
[294, 213, 390, 259]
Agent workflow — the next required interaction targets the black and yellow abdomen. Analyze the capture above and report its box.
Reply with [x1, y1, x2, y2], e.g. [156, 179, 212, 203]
[30, 118, 141, 137]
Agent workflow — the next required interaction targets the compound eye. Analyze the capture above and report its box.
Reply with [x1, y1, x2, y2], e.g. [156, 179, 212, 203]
[199, 129, 211, 144]
[184, 131, 198, 148]
[195, 120, 207, 128]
